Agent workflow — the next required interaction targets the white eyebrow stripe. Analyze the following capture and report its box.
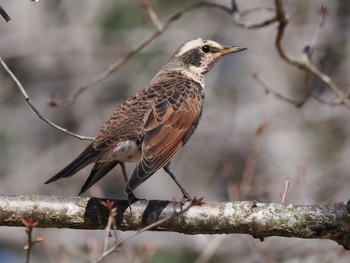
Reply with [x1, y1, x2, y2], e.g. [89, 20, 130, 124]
[176, 39, 224, 56]
[176, 38, 205, 56]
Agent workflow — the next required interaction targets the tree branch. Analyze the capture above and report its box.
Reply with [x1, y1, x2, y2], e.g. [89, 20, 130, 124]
[274, 0, 350, 108]
[231, 0, 278, 29]
[1, 194, 350, 249]
[0, 57, 94, 141]
[251, 72, 305, 107]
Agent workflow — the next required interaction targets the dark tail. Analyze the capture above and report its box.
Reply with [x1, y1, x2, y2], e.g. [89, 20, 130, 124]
[45, 144, 98, 184]
[79, 161, 119, 195]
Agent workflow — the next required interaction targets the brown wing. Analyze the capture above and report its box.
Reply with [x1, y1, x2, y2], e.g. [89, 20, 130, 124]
[92, 95, 148, 158]
[45, 91, 149, 187]
[125, 77, 203, 194]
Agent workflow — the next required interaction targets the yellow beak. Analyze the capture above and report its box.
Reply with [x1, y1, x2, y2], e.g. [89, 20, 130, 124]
[220, 45, 247, 56]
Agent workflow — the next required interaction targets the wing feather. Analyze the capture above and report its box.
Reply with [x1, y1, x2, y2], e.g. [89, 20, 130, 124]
[79, 161, 119, 195]
[45, 144, 99, 184]
[125, 78, 203, 194]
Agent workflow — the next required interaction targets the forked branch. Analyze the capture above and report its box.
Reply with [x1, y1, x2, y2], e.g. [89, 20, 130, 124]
[274, 0, 350, 108]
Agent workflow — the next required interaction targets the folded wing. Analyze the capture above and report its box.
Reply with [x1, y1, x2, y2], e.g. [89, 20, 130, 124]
[125, 79, 203, 194]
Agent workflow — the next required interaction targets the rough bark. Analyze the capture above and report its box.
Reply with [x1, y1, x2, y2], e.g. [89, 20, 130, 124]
[0, 194, 349, 249]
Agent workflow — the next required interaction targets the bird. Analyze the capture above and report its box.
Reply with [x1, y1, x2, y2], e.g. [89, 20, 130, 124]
[45, 38, 246, 202]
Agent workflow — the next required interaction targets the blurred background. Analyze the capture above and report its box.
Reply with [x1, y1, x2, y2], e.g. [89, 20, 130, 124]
[1, 0, 350, 262]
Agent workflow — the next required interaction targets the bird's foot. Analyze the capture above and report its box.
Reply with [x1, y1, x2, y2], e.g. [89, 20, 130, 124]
[180, 193, 192, 205]
[127, 192, 147, 215]
[127, 192, 146, 205]
[127, 192, 139, 205]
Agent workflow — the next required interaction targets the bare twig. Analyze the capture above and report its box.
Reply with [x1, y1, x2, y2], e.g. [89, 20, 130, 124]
[305, 4, 328, 59]
[22, 219, 44, 263]
[280, 177, 290, 203]
[0, 5, 11, 22]
[301, 4, 329, 107]
[0, 57, 94, 141]
[240, 122, 269, 199]
[231, 0, 278, 29]
[252, 72, 347, 108]
[246, 2, 346, 109]
[251, 72, 305, 107]
[100, 200, 118, 256]
[94, 197, 204, 262]
[140, 0, 163, 31]
[311, 94, 344, 107]
[274, 0, 350, 108]
[233, 12, 278, 29]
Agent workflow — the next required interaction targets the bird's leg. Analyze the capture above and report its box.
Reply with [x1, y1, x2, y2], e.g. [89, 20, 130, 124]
[120, 162, 136, 204]
[163, 162, 192, 202]
[120, 162, 141, 206]
[120, 162, 129, 183]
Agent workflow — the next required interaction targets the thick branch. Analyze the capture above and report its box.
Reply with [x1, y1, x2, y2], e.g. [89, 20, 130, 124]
[0, 194, 350, 249]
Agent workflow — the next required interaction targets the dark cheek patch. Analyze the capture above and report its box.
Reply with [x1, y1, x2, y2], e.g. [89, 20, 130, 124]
[182, 49, 202, 67]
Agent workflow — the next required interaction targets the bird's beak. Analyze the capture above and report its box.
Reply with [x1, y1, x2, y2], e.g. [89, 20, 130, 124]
[220, 45, 247, 56]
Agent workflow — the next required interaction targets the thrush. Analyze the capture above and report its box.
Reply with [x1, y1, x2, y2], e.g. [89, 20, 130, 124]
[45, 38, 246, 201]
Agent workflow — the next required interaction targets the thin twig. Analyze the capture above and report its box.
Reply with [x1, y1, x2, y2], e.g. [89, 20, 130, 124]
[274, 0, 350, 108]
[311, 94, 344, 107]
[280, 177, 290, 203]
[301, 4, 329, 107]
[100, 200, 118, 257]
[231, 0, 278, 29]
[306, 4, 328, 59]
[233, 12, 278, 29]
[23, 219, 38, 263]
[0, 57, 94, 141]
[22, 219, 44, 263]
[241, 6, 275, 16]
[0, 5, 11, 22]
[251, 72, 304, 107]
[252, 71, 346, 108]
[140, 0, 163, 31]
[93, 197, 204, 263]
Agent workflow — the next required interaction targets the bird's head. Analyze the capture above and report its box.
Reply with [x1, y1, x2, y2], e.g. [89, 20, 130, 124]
[173, 38, 246, 78]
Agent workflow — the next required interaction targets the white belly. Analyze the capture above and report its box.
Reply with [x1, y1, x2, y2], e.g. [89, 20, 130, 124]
[108, 140, 142, 163]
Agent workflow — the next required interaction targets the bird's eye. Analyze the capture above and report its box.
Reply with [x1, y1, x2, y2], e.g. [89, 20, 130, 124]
[202, 45, 211, 53]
